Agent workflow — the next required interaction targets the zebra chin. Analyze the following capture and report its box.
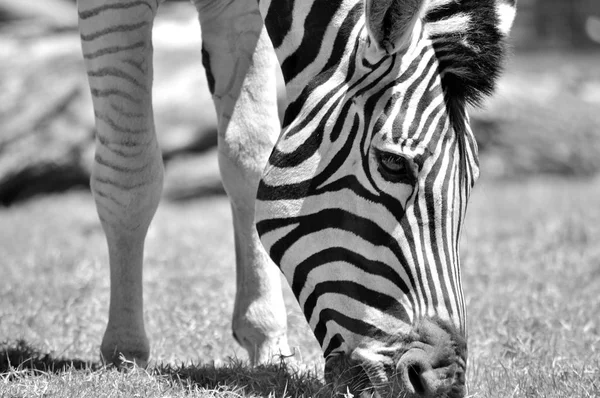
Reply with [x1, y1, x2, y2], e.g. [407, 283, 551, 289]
[324, 316, 467, 398]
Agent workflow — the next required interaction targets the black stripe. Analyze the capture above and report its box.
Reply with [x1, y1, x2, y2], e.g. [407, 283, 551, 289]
[93, 185, 126, 206]
[94, 153, 148, 173]
[122, 58, 145, 74]
[98, 142, 145, 158]
[94, 175, 150, 191]
[83, 41, 146, 59]
[97, 132, 145, 148]
[110, 103, 144, 118]
[91, 88, 141, 104]
[80, 21, 149, 41]
[201, 45, 216, 95]
[88, 67, 146, 90]
[303, 281, 409, 326]
[291, 247, 410, 299]
[323, 333, 344, 358]
[78, 1, 153, 20]
[314, 308, 391, 346]
[94, 111, 147, 135]
[263, 0, 295, 49]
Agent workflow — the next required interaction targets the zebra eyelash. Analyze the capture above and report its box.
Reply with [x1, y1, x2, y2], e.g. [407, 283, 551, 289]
[373, 149, 418, 185]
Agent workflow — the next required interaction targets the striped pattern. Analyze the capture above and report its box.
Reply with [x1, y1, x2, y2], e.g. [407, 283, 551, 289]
[256, 0, 510, 359]
[79, 0, 163, 230]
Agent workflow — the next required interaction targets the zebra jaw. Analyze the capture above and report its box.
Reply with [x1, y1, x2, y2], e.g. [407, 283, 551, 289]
[324, 317, 466, 397]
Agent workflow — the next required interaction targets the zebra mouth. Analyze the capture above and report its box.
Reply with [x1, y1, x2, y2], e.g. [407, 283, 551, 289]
[324, 353, 372, 396]
[323, 317, 467, 397]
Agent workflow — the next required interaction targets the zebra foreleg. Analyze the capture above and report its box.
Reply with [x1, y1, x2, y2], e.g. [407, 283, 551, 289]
[193, 0, 292, 365]
[79, 0, 163, 366]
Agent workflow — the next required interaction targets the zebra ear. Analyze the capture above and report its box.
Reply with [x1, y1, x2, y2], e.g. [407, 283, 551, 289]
[364, 0, 426, 54]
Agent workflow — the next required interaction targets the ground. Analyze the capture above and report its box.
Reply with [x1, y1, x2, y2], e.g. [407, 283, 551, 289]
[0, 175, 599, 397]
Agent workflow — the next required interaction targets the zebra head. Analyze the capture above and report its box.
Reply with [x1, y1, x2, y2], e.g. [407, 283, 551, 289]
[256, 0, 515, 396]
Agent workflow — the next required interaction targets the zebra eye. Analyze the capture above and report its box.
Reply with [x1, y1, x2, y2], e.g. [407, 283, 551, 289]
[375, 150, 417, 185]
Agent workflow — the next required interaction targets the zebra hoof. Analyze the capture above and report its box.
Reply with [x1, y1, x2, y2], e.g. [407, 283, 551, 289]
[234, 330, 293, 366]
[100, 332, 150, 369]
[252, 341, 295, 366]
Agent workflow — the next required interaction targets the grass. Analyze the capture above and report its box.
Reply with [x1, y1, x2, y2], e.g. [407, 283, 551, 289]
[1, 176, 599, 397]
[463, 178, 600, 397]
[1, 350, 324, 397]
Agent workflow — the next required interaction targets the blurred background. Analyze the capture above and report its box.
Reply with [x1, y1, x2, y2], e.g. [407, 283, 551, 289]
[0, 0, 599, 204]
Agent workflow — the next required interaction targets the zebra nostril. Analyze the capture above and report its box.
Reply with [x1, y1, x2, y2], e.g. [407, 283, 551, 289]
[397, 347, 466, 397]
[398, 346, 461, 397]
[408, 363, 426, 395]
[399, 354, 435, 396]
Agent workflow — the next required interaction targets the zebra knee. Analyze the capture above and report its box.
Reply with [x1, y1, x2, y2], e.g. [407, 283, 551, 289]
[91, 141, 163, 235]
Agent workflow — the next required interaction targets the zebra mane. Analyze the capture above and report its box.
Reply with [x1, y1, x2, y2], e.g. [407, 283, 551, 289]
[422, 0, 515, 111]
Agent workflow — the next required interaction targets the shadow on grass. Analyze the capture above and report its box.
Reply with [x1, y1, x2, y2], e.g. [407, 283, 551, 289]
[0, 339, 100, 374]
[154, 360, 327, 397]
[0, 340, 327, 397]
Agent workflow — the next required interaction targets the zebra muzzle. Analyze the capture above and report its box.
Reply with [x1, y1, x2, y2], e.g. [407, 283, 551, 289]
[394, 347, 466, 397]
[324, 317, 467, 397]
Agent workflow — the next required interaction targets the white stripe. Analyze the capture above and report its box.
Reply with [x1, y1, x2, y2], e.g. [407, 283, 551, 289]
[425, 13, 471, 37]
[496, 2, 516, 36]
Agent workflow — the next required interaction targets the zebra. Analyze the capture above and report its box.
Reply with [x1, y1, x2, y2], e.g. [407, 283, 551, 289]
[78, 0, 515, 396]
